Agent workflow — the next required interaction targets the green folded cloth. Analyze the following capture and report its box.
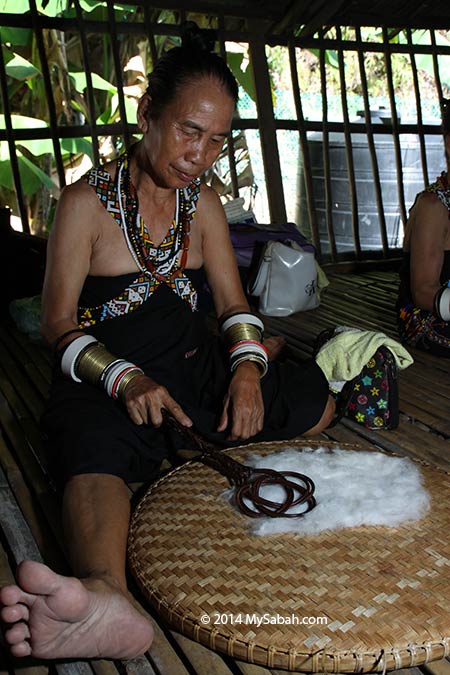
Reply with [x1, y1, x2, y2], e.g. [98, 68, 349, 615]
[315, 327, 413, 388]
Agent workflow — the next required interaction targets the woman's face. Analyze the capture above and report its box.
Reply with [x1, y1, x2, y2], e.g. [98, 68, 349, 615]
[137, 76, 235, 189]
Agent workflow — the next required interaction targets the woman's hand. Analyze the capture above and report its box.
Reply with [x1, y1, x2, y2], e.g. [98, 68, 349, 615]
[122, 372, 192, 428]
[217, 361, 264, 441]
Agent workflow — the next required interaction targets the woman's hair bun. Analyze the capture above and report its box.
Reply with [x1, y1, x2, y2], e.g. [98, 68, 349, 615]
[180, 20, 216, 53]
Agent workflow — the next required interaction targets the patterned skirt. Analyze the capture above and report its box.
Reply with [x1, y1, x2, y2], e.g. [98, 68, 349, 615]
[398, 301, 450, 357]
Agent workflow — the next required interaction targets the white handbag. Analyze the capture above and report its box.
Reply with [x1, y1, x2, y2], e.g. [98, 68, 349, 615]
[248, 240, 319, 316]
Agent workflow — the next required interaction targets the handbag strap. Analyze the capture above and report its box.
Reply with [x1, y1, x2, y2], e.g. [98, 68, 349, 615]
[247, 243, 272, 296]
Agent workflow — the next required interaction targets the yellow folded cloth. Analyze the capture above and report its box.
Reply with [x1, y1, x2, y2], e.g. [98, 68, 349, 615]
[315, 261, 330, 301]
[315, 327, 413, 385]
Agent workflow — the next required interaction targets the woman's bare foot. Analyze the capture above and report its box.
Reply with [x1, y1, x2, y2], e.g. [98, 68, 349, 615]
[263, 335, 286, 361]
[0, 560, 153, 660]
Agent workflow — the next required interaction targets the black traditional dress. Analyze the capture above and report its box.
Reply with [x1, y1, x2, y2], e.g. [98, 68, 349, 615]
[42, 153, 329, 487]
[397, 172, 450, 357]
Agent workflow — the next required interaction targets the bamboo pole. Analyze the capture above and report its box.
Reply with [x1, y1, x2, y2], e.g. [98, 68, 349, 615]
[28, 0, 66, 189]
[218, 14, 239, 199]
[407, 28, 429, 187]
[288, 40, 320, 255]
[382, 26, 407, 226]
[106, 0, 131, 152]
[73, 0, 100, 167]
[0, 31, 29, 232]
[143, 5, 158, 66]
[319, 37, 337, 260]
[248, 19, 286, 223]
[430, 29, 444, 106]
[336, 25, 360, 258]
[355, 26, 388, 256]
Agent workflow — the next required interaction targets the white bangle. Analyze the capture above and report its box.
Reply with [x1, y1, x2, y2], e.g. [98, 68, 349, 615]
[220, 312, 264, 336]
[438, 287, 450, 321]
[103, 360, 143, 398]
[230, 342, 268, 360]
[61, 335, 98, 382]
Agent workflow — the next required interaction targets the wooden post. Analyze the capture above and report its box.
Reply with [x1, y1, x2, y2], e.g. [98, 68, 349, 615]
[248, 19, 287, 224]
[219, 15, 239, 199]
[355, 26, 388, 256]
[28, 0, 66, 190]
[407, 28, 429, 187]
[0, 36, 29, 232]
[383, 27, 407, 226]
[430, 29, 444, 105]
[336, 26, 360, 258]
[74, 0, 100, 167]
[106, 0, 131, 151]
[288, 41, 321, 256]
[319, 40, 338, 261]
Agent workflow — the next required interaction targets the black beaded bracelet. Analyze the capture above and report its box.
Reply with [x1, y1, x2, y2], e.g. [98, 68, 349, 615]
[52, 328, 86, 354]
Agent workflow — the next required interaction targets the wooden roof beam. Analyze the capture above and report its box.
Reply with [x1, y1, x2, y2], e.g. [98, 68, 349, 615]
[270, 0, 347, 36]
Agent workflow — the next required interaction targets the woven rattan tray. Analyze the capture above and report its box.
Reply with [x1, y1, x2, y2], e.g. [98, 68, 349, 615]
[128, 440, 450, 672]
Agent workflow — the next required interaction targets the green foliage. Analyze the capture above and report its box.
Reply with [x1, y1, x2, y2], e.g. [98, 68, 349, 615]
[70, 71, 117, 95]
[0, 0, 29, 13]
[227, 52, 255, 102]
[1, 27, 31, 47]
[2, 48, 40, 80]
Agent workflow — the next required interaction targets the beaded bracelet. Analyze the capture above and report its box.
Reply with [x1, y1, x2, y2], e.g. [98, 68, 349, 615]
[52, 328, 87, 353]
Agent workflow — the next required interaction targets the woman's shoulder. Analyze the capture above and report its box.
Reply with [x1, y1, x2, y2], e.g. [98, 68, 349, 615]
[404, 188, 450, 250]
[190, 182, 220, 214]
[412, 189, 448, 217]
[191, 184, 228, 241]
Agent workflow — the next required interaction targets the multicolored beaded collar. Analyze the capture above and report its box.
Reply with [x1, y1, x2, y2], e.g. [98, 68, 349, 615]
[78, 152, 200, 328]
[426, 171, 450, 215]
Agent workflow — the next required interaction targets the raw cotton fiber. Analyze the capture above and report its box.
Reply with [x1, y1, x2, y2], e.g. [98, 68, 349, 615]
[229, 446, 430, 536]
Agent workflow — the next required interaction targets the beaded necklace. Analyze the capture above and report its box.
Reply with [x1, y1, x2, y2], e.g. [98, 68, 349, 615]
[78, 153, 200, 328]
[117, 153, 193, 280]
[426, 171, 450, 214]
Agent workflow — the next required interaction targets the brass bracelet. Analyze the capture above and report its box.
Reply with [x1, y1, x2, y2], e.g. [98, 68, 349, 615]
[224, 322, 262, 346]
[231, 354, 268, 378]
[76, 342, 121, 387]
[117, 368, 143, 398]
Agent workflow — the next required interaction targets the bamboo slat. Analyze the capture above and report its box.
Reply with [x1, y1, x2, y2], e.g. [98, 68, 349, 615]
[382, 26, 407, 226]
[28, 0, 66, 189]
[248, 19, 287, 224]
[430, 31, 444, 107]
[288, 41, 320, 254]
[407, 28, 429, 187]
[106, 0, 131, 151]
[355, 26, 389, 256]
[0, 42, 29, 232]
[319, 39, 337, 260]
[73, 0, 100, 167]
[219, 16, 240, 199]
[336, 25, 360, 258]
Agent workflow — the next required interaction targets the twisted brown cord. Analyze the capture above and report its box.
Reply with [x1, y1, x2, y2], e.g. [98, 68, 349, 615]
[162, 410, 316, 519]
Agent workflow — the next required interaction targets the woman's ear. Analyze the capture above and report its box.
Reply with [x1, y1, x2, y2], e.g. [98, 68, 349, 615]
[137, 93, 152, 133]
